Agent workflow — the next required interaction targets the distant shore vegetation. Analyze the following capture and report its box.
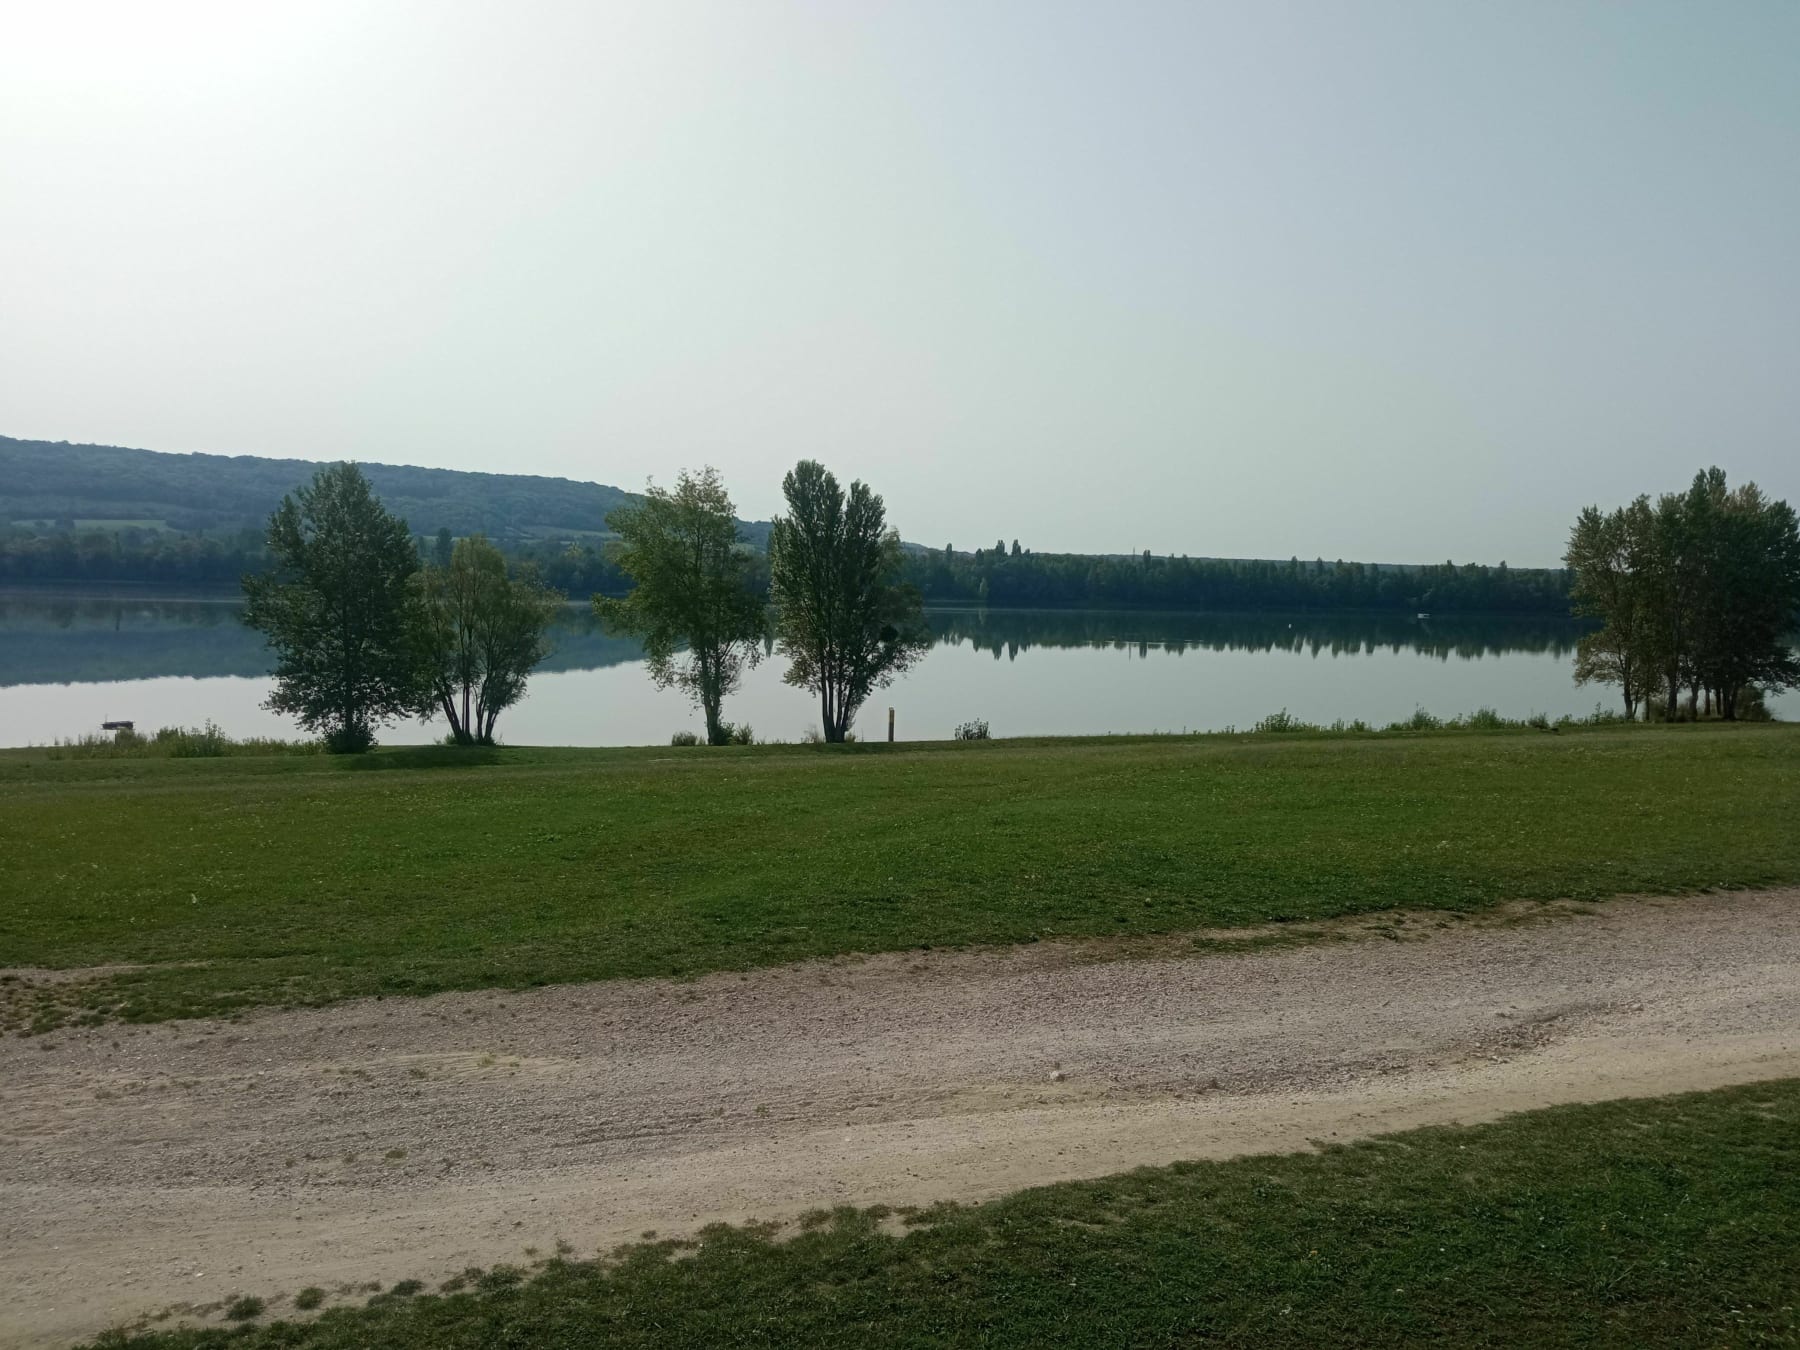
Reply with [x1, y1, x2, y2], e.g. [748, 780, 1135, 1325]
[38, 700, 1756, 761]
[40, 720, 322, 759]
[0, 523, 1577, 618]
[2, 436, 1578, 618]
[8, 447, 1794, 747]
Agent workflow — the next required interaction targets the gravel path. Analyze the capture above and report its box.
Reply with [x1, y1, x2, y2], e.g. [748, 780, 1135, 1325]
[3, 890, 1798, 1347]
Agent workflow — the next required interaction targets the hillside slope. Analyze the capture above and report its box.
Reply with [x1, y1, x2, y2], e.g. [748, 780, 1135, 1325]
[1, 435, 643, 540]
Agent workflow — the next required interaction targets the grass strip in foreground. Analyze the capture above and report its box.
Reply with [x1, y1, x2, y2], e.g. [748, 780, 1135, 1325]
[93, 1079, 1800, 1347]
[3, 723, 1798, 1026]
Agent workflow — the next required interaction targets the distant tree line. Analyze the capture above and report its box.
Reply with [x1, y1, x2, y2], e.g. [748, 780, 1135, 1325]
[0, 526, 268, 586]
[0, 432, 1585, 616]
[1565, 468, 1800, 720]
[3, 518, 1573, 619]
[0, 523, 716, 594]
[899, 546, 1572, 615]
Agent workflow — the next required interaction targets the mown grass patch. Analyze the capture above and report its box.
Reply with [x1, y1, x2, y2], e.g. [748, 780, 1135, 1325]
[88, 1080, 1800, 1347]
[2, 723, 1797, 1026]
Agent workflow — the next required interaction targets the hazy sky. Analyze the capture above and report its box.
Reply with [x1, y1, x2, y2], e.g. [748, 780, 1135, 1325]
[3, 2, 1795, 565]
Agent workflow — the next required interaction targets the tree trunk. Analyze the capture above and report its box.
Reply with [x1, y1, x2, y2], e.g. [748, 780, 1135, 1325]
[704, 688, 725, 745]
[700, 652, 727, 745]
[438, 690, 467, 744]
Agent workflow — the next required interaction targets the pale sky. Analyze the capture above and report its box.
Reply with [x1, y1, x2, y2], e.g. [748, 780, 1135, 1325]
[3, 1, 1795, 566]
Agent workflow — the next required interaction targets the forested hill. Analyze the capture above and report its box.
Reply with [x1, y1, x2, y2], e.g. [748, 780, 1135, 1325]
[0, 435, 644, 540]
[2, 434, 1574, 615]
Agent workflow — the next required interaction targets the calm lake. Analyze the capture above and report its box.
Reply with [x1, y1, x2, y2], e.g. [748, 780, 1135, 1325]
[3, 590, 1781, 748]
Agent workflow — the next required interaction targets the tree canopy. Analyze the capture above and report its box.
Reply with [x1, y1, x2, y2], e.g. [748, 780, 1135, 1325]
[597, 468, 768, 745]
[769, 460, 928, 743]
[1565, 468, 1800, 720]
[411, 535, 561, 745]
[241, 463, 422, 752]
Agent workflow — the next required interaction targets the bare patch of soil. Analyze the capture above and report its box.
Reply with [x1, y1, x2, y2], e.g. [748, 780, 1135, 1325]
[3, 889, 1797, 1347]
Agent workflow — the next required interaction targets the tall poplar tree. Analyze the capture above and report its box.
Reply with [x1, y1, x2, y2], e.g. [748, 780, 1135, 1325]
[768, 460, 928, 743]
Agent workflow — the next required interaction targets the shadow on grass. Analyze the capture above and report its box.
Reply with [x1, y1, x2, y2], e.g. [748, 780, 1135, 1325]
[345, 745, 506, 771]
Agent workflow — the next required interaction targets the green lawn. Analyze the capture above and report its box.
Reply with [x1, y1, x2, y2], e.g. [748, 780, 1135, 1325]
[3, 724, 1798, 1028]
[91, 1079, 1800, 1348]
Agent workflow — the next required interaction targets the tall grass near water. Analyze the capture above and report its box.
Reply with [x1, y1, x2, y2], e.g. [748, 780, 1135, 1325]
[1245, 705, 1637, 736]
[40, 720, 321, 759]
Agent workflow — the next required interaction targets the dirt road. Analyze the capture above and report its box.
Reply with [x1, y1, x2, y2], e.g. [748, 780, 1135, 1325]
[4, 890, 1798, 1347]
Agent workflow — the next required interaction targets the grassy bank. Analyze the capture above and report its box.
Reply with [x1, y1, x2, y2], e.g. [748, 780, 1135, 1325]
[2, 724, 1798, 1028]
[90, 1080, 1800, 1347]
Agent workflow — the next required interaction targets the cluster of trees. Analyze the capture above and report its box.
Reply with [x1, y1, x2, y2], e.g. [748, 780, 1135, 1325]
[243, 464, 560, 752]
[242, 458, 929, 750]
[900, 546, 1572, 615]
[1565, 468, 1800, 720]
[508, 539, 634, 598]
[599, 461, 927, 743]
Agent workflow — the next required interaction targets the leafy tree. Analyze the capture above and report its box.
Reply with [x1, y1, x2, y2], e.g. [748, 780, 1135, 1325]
[1564, 468, 1800, 721]
[412, 535, 561, 745]
[1684, 471, 1800, 717]
[1566, 503, 1652, 717]
[597, 468, 767, 745]
[433, 527, 454, 570]
[241, 463, 421, 753]
[768, 460, 928, 742]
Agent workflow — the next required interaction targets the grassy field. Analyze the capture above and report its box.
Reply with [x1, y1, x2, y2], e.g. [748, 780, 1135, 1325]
[87, 1079, 1800, 1347]
[3, 724, 1798, 1028]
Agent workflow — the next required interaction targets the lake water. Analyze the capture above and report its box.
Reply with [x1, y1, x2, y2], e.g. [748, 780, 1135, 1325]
[3, 590, 1780, 748]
